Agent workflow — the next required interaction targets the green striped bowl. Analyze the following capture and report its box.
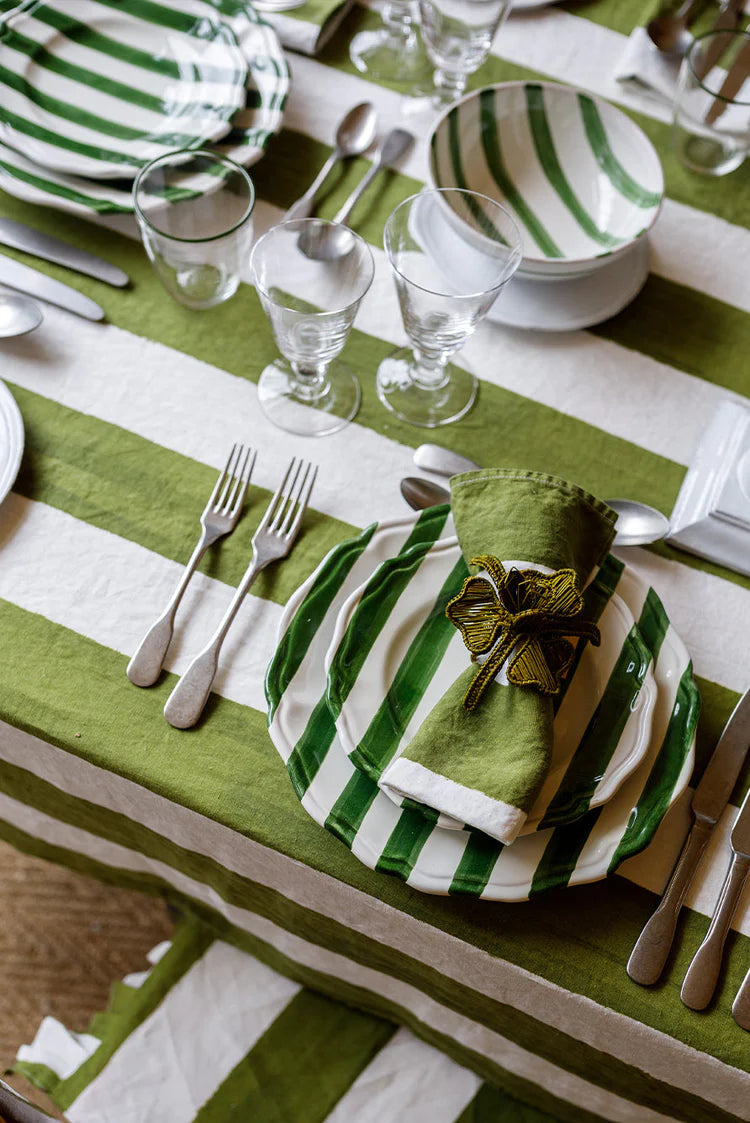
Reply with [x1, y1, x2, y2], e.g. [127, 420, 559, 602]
[266, 510, 699, 900]
[0, 0, 289, 216]
[428, 82, 664, 278]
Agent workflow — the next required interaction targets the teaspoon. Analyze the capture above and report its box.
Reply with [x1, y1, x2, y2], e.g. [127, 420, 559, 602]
[0, 292, 43, 337]
[400, 476, 670, 548]
[284, 102, 378, 222]
[647, 0, 706, 55]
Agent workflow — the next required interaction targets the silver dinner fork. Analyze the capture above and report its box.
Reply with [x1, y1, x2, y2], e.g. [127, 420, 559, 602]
[163, 456, 318, 729]
[127, 444, 256, 688]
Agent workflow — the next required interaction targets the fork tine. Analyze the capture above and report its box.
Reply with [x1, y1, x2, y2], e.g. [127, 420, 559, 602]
[222, 444, 251, 515]
[215, 443, 242, 511]
[228, 447, 256, 518]
[203, 443, 237, 513]
[258, 456, 296, 532]
[279, 460, 312, 536]
[284, 463, 317, 540]
[270, 458, 303, 533]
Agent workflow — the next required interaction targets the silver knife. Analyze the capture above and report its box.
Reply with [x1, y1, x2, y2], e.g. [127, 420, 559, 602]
[681, 782, 750, 1009]
[627, 687, 750, 985]
[0, 254, 104, 321]
[0, 218, 128, 288]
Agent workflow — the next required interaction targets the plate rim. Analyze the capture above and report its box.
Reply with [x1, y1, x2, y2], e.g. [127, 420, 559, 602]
[0, 377, 24, 507]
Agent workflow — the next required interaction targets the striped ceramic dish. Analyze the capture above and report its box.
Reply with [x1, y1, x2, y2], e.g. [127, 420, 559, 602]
[0, 0, 290, 215]
[266, 509, 699, 900]
[325, 535, 659, 835]
[428, 82, 664, 278]
[0, 0, 249, 180]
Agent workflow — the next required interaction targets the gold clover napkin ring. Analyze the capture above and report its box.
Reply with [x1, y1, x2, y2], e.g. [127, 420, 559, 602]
[446, 554, 600, 710]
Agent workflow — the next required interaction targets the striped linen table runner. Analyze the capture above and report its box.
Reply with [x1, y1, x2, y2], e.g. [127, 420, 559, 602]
[14, 917, 534, 1122]
[0, 0, 749, 1120]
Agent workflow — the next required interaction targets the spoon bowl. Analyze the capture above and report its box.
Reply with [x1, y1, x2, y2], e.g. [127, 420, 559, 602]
[400, 477, 670, 548]
[284, 102, 378, 222]
[0, 293, 43, 337]
[647, 0, 704, 55]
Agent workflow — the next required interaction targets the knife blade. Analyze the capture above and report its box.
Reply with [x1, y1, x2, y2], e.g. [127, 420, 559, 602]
[627, 686, 750, 985]
[681, 784, 750, 1009]
[0, 218, 129, 288]
[0, 255, 104, 321]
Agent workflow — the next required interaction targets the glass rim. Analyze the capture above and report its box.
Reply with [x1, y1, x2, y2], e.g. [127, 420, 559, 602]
[383, 188, 523, 300]
[687, 28, 750, 106]
[250, 219, 376, 315]
[132, 148, 256, 243]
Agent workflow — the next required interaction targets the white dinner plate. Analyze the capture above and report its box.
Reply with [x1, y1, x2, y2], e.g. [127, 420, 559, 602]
[0, 378, 24, 507]
[325, 534, 657, 835]
[266, 509, 699, 900]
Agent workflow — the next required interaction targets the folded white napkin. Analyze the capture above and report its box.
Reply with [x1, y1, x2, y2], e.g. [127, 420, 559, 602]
[614, 27, 683, 104]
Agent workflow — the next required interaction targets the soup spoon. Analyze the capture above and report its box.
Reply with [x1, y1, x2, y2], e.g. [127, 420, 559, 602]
[0, 292, 43, 337]
[401, 476, 671, 548]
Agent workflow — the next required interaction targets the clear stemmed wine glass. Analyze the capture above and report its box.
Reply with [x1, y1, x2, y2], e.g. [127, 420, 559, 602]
[407, 0, 511, 111]
[376, 188, 522, 428]
[250, 220, 375, 437]
[349, 0, 430, 84]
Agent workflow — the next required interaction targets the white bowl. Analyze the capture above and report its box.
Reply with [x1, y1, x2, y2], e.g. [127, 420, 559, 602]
[428, 81, 664, 278]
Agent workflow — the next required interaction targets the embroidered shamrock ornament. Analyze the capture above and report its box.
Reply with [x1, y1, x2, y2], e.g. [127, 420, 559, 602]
[446, 554, 600, 711]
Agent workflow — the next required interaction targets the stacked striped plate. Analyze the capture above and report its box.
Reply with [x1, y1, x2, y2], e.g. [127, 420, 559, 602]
[266, 506, 700, 901]
[0, 0, 289, 217]
[427, 82, 665, 329]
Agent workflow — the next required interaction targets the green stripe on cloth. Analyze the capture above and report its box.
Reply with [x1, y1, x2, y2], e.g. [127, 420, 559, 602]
[0, 760, 746, 1123]
[194, 989, 395, 1122]
[8, 383, 351, 606]
[456, 1082, 565, 1122]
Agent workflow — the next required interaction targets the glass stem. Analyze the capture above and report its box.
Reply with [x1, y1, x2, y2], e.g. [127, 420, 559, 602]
[382, 0, 415, 37]
[411, 349, 449, 389]
[432, 68, 467, 106]
[291, 361, 328, 401]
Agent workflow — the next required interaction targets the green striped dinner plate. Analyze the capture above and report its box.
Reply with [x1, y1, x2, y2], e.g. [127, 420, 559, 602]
[428, 82, 664, 276]
[0, 0, 290, 214]
[0, 0, 249, 179]
[325, 534, 658, 835]
[266, 509, 700, 900]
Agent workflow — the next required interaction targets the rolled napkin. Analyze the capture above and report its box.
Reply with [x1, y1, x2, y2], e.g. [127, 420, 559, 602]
[614, 27, 683, 104]
[259, 0, 355, 55]
[379, 470, 617, 845]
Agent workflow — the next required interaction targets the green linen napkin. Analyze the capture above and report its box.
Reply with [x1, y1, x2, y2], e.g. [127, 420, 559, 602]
[262, 0, 355, 55]
[379, 470, 617, 845]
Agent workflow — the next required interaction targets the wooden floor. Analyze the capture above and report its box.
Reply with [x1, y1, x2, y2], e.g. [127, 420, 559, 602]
[0, 842, 173, 1120]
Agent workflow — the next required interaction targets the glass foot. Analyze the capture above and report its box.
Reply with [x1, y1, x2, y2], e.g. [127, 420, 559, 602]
[258, 357, 361, 437]
[376, 347, 477, 427]
[349, 27, 430, 84]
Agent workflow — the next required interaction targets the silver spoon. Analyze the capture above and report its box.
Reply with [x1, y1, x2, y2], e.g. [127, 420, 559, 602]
[298, 128, 414, 261]
[400, 477, 671, 548]
[284, 102, 378, 222]
[0, 292, 43, 337]
[647, 0, 706, 55]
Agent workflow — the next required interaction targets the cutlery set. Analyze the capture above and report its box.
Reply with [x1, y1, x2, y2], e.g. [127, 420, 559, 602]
[127, 448, 317, 729]
[629, 688, 750, 1025]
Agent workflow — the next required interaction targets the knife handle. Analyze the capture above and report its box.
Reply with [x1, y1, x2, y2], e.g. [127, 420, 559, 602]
[681, 852, 750, 1009]
[627, 817, 713, 985]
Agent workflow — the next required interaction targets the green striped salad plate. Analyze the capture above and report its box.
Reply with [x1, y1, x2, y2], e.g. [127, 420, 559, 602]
[428, 81, 664, 279]
[0, 0, 290, 215]
[266, 509, 699, 900]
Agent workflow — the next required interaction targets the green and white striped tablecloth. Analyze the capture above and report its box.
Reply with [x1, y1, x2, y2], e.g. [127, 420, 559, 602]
[14, 916, 536, 1122]
[0, 1, 749, 1120]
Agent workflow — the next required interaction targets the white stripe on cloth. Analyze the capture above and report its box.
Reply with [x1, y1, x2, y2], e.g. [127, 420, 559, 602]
[0, 720, 748, 1120]
[0, 786, 688, 1123]
[67, 943, 300, 1123]
[0, 494, 278, 712]
[324, 1026, 482, 1123]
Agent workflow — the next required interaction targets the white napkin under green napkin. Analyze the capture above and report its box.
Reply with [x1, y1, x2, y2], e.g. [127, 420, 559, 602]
[380, 470, 617, 846]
